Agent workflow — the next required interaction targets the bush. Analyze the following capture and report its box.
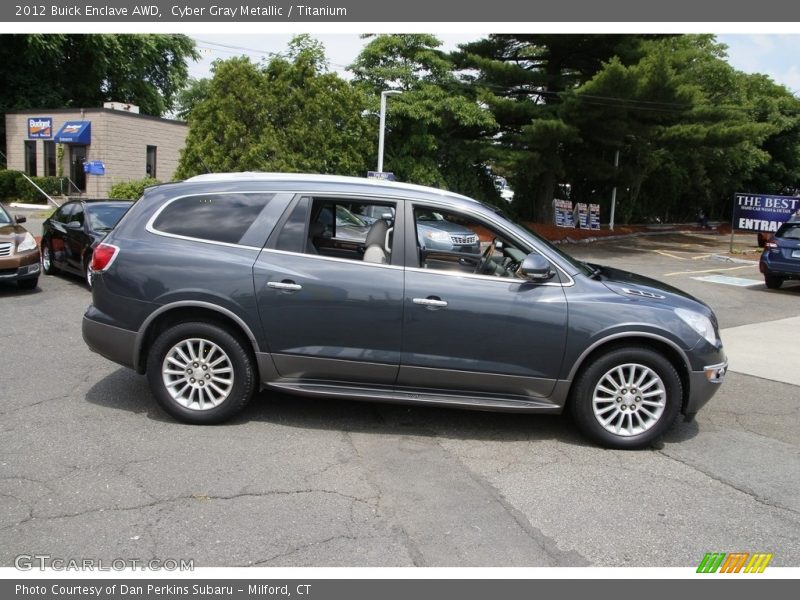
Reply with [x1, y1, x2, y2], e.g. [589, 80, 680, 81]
[108, 177, 161, 200]
[0, 170, 70, 203]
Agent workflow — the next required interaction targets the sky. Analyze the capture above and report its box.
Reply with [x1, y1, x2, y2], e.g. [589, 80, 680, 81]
[188, 33, 800, 94]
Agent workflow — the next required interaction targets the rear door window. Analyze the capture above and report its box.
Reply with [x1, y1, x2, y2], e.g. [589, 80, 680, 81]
[151, 193, 275, 245]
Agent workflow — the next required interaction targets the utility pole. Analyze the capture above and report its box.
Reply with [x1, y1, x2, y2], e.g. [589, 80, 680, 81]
[609, 149, 620, 231]
[377, 90, 402, 173]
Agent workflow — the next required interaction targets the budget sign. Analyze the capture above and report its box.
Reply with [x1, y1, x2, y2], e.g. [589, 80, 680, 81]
[733, 193, 800, 232]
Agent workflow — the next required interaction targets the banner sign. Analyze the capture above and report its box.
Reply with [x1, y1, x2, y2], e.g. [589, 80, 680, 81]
[28, 117, 52, 139]
[575, 203, 589, 228]
[367, 171, 396, 181]
[554, 199, 574, 228]
[733, 193, 800, 232]
[589, 203, 601, 230]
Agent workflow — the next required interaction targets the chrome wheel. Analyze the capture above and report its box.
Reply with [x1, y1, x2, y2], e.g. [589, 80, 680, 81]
[42, 246, 51, 271]
[161, 338, 234, 411]
[85, 263, 93, 287]
[592, 363, 666, 437]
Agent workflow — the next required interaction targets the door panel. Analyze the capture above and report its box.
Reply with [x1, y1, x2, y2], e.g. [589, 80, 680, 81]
[253, 251, 405, 385]
[399, 270, 568, 398]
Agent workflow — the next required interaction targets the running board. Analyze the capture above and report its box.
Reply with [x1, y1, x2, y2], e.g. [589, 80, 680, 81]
[265, 380, 561, 413]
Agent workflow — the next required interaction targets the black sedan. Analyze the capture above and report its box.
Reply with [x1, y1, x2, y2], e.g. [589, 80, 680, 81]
[41, 200, 132, 287]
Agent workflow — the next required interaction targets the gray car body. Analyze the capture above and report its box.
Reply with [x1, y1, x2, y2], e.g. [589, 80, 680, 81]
[82, 173, 725, 417]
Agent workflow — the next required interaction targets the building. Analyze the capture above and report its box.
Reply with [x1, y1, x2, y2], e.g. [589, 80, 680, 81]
[4, 104, 188, 198]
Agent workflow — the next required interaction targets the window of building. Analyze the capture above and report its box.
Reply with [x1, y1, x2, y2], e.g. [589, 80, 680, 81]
[24, 141, 37, 176]
[152, 193, 275, 245]
[44, 141, 57, 177]
[146, 145, 157, 178]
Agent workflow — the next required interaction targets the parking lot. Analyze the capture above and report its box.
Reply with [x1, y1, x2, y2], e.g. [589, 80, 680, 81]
[1, 229, 798, 568]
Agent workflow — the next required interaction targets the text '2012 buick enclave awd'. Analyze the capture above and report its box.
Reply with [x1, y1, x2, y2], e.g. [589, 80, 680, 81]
[82, 173, 727, 449]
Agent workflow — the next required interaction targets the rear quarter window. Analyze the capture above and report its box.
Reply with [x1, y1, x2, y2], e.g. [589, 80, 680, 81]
[151, 193, 275, 245]
[776, 222, 800, 240]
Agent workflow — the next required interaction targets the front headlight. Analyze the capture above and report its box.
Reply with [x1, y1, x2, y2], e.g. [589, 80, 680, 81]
[425, 231, 451, 243]
[675, 308, 717, 346]
[17, 232, 37, 252]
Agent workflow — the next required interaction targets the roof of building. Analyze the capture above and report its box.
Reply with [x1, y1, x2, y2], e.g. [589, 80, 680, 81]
[6, 107, 187, 126]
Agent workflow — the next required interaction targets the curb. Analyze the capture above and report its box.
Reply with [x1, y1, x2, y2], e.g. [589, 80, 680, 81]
[711, 254, 760, 265]
[8, 202, 54, 210]
[549, 228, 721, 245]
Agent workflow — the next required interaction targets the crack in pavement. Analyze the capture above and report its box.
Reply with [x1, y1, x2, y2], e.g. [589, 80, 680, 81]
[657, 449, 800, 517]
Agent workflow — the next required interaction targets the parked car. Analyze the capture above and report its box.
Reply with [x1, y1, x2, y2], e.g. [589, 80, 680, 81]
[41, 199, 132, 287]
[82, 173, 727, 449]
[0, 204, 40, 290]
[759, 215, 800, 289]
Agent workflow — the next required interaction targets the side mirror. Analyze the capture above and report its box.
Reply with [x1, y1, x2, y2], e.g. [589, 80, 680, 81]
[66, 221, 82, 230]
[520, 253, 554, 282]
[14, 215, 27, 224]
[381, 212, 394, 221]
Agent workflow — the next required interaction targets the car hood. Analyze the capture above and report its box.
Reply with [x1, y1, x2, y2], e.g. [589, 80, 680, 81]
[596, 264, 714, 315]
[0, 223, 28, 242]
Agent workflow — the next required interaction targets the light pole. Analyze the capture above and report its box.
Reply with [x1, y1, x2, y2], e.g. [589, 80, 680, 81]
[609, 149, 620, 231]
[377, 90, 402, 173]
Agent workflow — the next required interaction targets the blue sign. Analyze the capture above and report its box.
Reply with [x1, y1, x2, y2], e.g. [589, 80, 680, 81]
[554, 199, 574, 228]
[733, 193, 800, 232]
[54, 121, 91, 144]
[28, 117, 52, 139]
[83, 161, 105, 176]
[367, 171, 396, 181]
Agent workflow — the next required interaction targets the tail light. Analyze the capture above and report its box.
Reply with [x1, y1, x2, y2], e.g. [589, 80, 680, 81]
[764, 240, 778, 250]
[91, 243, 120, 272]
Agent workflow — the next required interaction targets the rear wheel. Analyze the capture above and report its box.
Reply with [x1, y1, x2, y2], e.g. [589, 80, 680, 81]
[146, 322, 256, 424]
[84, 253, 93, 288]
[570, 346, 682, 449]
[41, 242, 58, 275]
[765, 274, 783, 289]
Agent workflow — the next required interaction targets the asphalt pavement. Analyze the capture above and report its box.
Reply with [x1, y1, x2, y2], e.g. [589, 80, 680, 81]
[1, 231, 798, 568]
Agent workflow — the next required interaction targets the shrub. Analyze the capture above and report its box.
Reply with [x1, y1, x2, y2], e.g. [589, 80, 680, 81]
[108, 177, 161, 200]
[0, 170, 71, 203]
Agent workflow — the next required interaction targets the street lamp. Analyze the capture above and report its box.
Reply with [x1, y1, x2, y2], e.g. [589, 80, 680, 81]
[377, 90, 402, 173]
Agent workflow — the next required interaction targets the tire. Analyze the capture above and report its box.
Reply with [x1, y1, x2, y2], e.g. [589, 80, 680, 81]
[570, 346, 682, 449]
[18, 277, 38, 290]
[765, 274, 783, 290]
[146, 322, 256, 424]
[41, 242, 59, 275]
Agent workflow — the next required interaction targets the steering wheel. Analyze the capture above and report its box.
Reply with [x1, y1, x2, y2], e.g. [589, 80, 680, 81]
[474, 237, 498, 275]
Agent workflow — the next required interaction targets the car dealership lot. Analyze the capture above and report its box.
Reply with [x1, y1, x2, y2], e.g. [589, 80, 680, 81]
[1, 232, 798, 568]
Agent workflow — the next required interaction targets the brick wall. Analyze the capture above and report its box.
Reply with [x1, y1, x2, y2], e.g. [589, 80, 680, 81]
[4, 109, 188, 198]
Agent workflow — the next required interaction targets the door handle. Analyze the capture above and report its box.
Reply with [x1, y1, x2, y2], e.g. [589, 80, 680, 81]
[267, 281, 302, 292]
[413, 297, 448, 308]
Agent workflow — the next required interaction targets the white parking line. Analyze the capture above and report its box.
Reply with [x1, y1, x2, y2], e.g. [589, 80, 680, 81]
[663, 265, 754, 277]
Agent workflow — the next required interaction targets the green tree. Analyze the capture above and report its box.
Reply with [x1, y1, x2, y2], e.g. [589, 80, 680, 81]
[0, 34, 197, 152]
[350, 34, 498, 202]
[457, 34, 653, 220]
[177, 37, 373, 178]
[174, 77, 211, 121]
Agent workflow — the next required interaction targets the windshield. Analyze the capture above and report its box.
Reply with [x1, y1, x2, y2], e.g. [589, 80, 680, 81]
[86, 204, 130, 231]
[485, 205, 594, 276]
[0, 204, 11, 225]
[776, 222, 800, 240]
[335, 205, 367, 227]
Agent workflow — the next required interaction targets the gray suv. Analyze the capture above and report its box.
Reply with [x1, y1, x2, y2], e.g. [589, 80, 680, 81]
[82, 173, 727, 449]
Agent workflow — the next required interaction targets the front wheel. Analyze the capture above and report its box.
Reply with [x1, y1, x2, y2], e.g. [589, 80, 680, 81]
[570, 346, 682, 449]
[146, 322, 256, 424]
[41, 242, 59, 275]
[765, 274, 783, 289]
